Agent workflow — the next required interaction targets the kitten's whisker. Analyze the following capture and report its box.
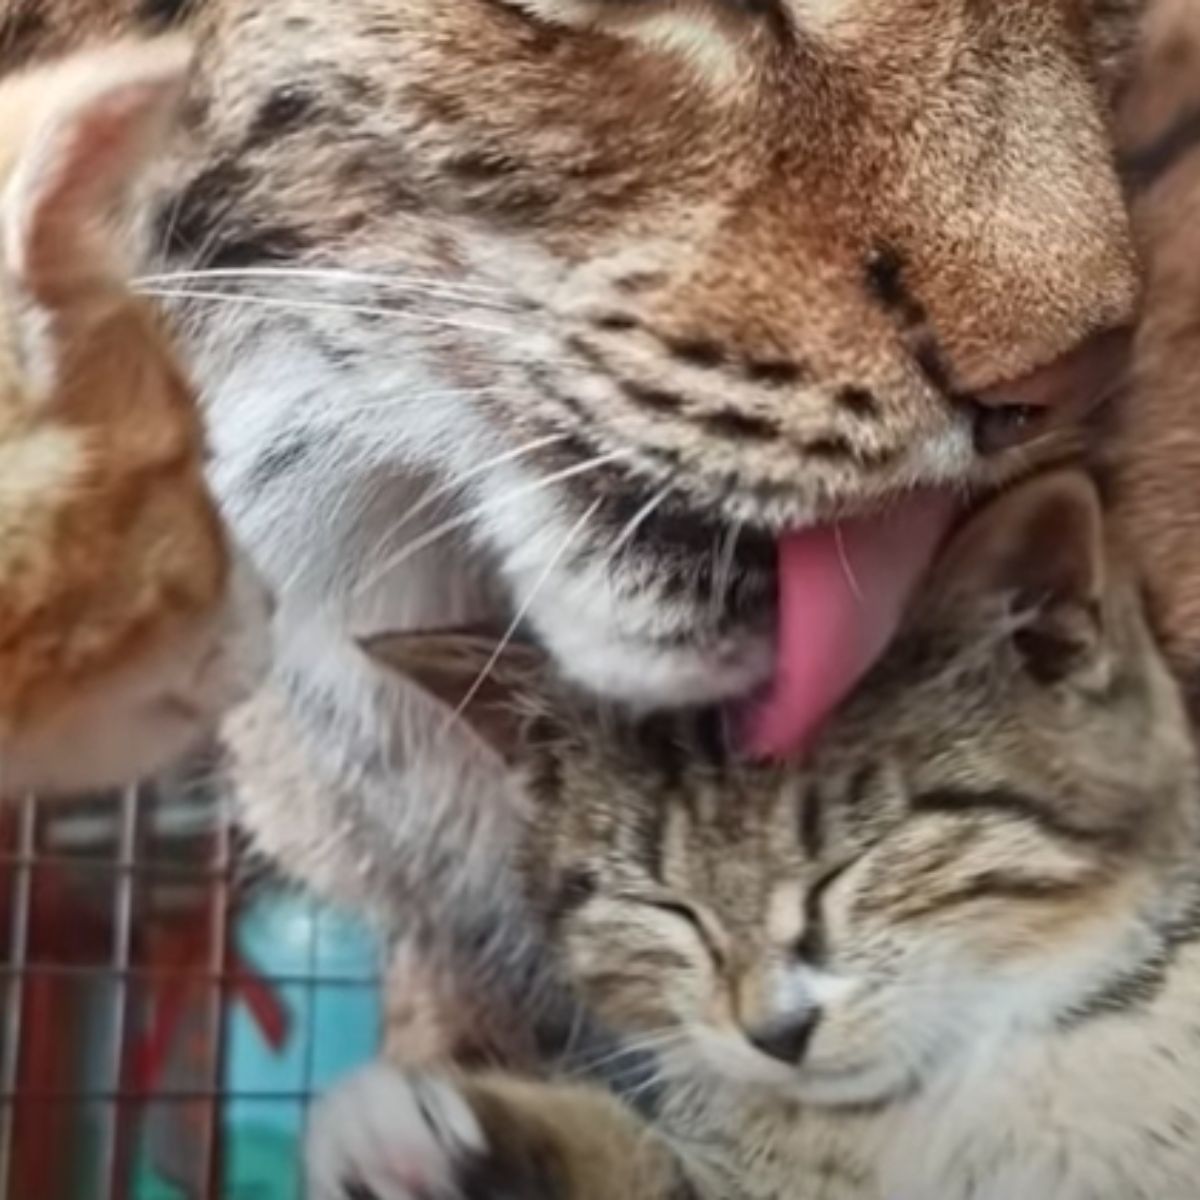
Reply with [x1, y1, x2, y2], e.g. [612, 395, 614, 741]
[135, 287, 515, 336]
[442, 495, 603, 737]
[568, 1028, 690, 1076]
[613, 1063, 676, 1106]
[352, 451, 630, 599]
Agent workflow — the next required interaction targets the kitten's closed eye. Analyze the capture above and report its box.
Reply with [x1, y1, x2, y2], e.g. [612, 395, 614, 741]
[630, 895, 727, 966]
[640, 898, 705, 929]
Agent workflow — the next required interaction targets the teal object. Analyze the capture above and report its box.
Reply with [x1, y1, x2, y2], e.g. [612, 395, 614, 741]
[132, 887, 383, 1199]
[222, 888, 384, 1199]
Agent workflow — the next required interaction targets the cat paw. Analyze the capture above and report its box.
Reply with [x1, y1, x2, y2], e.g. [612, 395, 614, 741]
[306, 1063, 486, 1200]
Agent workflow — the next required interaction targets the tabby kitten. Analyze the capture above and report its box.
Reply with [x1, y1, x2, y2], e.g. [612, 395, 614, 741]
[0, 39, 270, 795]
[310, 468, 1200, 1200]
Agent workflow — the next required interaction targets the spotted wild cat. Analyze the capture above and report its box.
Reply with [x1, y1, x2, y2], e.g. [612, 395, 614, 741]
[0, 0, 1142, 917]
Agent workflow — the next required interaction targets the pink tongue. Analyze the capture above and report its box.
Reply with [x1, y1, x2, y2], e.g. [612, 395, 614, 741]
[745, 491, 956, 760]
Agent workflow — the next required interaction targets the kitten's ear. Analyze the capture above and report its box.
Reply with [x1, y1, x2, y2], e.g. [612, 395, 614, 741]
[931, 470, 1107, 683]
[2, 38, 192, 304]
[361, 629, 550, 760]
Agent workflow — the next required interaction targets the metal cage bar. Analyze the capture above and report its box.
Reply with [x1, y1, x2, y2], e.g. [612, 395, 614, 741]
[0, 795, 35, 1200]
[0, 773, 383, 1200]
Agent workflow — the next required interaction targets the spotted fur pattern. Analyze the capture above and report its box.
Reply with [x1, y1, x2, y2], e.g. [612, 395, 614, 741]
[1, 0, 1143, 912]
[0, 38, 269, 794]
[311, 466, 1200, 1200]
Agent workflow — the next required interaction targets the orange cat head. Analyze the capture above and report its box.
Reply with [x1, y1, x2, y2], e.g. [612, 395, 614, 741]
[0, 40, 271, 796]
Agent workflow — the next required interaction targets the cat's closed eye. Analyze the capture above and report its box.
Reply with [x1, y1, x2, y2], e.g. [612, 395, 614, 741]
[631, 895, 727, 967]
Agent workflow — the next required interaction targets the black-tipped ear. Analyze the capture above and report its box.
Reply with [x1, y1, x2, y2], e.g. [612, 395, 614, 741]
[360, 628, 549, 759]
[931, 470, 1107, 683]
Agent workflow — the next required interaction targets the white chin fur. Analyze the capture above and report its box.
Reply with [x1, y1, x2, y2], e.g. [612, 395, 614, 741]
[477, 463, 773, 710]
[533, 610, 773, 710]
[0, 544, 272, 797]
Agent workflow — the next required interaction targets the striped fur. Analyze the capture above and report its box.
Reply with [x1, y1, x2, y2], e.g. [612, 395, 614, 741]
[312, 467, 1200, 1199]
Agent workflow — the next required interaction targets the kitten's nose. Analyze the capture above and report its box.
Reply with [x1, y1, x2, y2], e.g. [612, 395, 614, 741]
[747, 1013, 819, 1065]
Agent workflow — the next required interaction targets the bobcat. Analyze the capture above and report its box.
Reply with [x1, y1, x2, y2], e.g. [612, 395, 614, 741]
[309, 467, 1200, 1200]
[0, 0, 1141, 914]
[0, 38, 269, 795]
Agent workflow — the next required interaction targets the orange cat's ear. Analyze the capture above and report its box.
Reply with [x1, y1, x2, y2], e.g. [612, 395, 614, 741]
[929, 470, 1108, 683]
[2, 38, 192, 305]
[360, 628, 550, 760]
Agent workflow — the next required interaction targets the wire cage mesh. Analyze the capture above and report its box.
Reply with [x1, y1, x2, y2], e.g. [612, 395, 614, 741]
[0, 757, 386, 1200]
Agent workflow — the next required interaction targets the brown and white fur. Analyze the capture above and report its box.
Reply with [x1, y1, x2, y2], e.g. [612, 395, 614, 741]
[0, 39, 270, 795]
[309, 467, 1200, 1200]
[0, 1, 1142, 915]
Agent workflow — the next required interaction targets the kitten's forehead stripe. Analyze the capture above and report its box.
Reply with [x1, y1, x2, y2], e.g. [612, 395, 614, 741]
[799, 782, 826, 859]
[639, 798, 669, 885]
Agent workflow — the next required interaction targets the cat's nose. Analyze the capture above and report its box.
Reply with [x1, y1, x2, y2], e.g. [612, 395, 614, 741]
[747, 1013, 819, 1065]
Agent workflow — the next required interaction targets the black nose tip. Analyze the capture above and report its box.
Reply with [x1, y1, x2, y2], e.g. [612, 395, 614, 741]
[747, 1013, 818, 1065]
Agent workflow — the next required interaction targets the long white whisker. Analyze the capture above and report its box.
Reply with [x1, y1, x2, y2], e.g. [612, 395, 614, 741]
[307, 391, 493, 418]
[607, 484, 671, 564]
[443, 495, 604, 737]
[709, 519, 742, 622]
[352, 451, 629, 600]
[134, 266, 517, 305]
[356, 432, 572, 574]
[135, 266, 510, 292]
[135, 287, 515, 336]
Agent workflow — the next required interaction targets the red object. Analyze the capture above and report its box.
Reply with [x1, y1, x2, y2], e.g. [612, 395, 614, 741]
[133, 916, 289, 1094]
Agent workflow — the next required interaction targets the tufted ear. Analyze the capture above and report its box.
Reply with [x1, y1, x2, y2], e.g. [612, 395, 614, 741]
[2, 38, 191, 306]
[929, 470, 1108, 684]
[361, 628, 551, 759]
